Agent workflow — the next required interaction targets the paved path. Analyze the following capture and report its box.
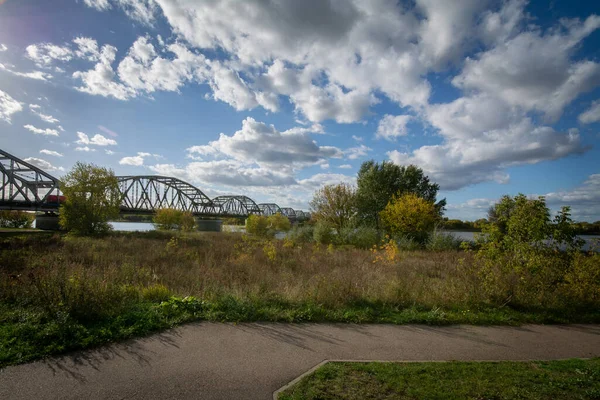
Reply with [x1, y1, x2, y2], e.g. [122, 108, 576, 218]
[1, 323, 599, 400]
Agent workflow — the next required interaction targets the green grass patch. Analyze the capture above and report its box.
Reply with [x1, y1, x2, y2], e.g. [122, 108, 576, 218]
[279, 359, 600, 400]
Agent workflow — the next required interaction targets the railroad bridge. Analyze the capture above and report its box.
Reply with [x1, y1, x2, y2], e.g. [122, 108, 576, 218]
[0, 148, 310, 224]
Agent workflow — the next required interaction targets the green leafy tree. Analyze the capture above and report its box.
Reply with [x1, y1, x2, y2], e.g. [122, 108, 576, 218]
[59, 162, 121, 236]
[268, 213, 291, 232]
[154, 208, 196, 231]
[355, 161, 445, 228]
[246, 214, 271, 237]
[379, 193, 438, 244]
[154, 208, 182, 230]
[309, 182, 357, 231]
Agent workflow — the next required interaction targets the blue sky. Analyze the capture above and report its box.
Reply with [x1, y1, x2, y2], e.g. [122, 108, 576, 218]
[1, 0, 599, 221]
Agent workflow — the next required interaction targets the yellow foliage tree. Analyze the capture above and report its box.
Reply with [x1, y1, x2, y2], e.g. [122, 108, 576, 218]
[379, 193, 437, 244]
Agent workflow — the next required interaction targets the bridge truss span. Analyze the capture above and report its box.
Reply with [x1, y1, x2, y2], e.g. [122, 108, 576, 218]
[0, 149, 61, 211]
[211, 195, 262, 217]
[117, 176, 214, 214]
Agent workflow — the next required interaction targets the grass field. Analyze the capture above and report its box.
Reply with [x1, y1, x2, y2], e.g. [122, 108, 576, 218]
[278, 359, 600, 400]
[1, 231, 599, 367]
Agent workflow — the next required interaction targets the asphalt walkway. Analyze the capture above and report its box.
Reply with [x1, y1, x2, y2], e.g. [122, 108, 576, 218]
[1, 323, 599, 399]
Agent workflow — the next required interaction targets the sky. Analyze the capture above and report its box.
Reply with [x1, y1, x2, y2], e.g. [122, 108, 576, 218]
[0, 0, 599, 221]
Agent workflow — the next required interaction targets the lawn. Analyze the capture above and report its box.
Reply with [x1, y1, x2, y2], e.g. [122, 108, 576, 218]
[278, 359, 600, 400]
[1, 231, 598, 367]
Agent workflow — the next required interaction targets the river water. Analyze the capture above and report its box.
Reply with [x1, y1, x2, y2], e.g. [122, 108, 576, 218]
[109, 222, 599, 251]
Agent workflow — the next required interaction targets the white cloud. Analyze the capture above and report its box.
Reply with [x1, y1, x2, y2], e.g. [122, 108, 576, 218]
[83, 0, 111, 10]
[83, 0, 157, 25]
[389, 113, 586, 190]
[376, 114, 412, 141]
[75, 146, 95, 152]
[73, 37, 101, 61]
[0, 63, 53, 81]
[453, 15, 600, 122]
[579, 101, 600, 124]
[352, 135, 363, 142]
[545, 174, 600, 221]
[105, 149, 115, 155]
[23, 157, 64, 172]
[119, 151, 162, 166]
[0, 89, 23, 123]
[24, 124, 59, 136]
[0, 44, 7, 52]
[149, 160, 297, 187]
[119, 155, 145, 166]
[344, 144, 371, 160]
[73, 44, 135, 100]
[40, 149, 63, 157]
[76, 131, 118, 146]
[28, 104, 60, 125]
[26, 43, 73, 66]
[186, 117, 341, 169]
[338, 164, 352, 169]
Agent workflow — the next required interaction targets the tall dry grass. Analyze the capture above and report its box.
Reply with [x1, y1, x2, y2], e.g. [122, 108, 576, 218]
[1, 231, 597, 318]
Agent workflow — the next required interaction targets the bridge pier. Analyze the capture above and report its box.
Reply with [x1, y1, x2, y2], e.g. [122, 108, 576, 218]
[196, 219, 222, 232]
[35, 213, 61, 231]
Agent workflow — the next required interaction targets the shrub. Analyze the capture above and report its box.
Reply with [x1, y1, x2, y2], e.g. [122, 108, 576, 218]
[246, 214, 271, 237]
[426, 231, 464, 251]
[394, 234, 422, 251]
[313, 220, 335, 244]
[0, 210, 34, 228]
[336, 226, 380, 249]
[288, 224, 314, 244]
[268, 212, 291, 232]
[179, 211, 196, 232]
[142, 284, 172, 303]
[154, 209, 196, 231]
[380, 193, 438, 244]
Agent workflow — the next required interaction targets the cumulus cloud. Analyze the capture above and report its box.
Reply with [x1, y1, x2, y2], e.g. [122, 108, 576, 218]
[40, 149, 63, 157]
[186, 117, 341, 169]
[26, 43, 73, 66]
[0, 89, 23, 123]
[76, 131, 117, 146]
[0, 44, 7, 52]
[83, 0, 157, 25]
[376, 114, 412, 141]
[338, 164, 352, 169]
[453, 15, 600, 122]
[24, 124, 59, 136]
[545, 174, 600, 221]
[579, 101, 600, 124]
[149, 160, 297, 187]
[119, 152, 162, 166]
[23, 157, 64, 172]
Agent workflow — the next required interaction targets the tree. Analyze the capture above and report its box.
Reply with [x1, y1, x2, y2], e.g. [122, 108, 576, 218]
[154, 208, 196, 231]
[355, 161, 445, 228]
[309, 182, 357, 231]
[379, 193, 438, 244]
[268, 213, 291, 232]
[59, 162, 121, 236]
[246, 214, 271, 237]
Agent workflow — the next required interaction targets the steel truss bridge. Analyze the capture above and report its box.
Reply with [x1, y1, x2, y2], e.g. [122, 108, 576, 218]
[0, 149, 310, 221]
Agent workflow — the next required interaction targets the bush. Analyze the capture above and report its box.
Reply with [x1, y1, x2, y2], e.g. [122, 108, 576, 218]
[268, 213, 291, 232]
[426, 231, 464, 251]
[0, 210, 34, 228]
[394, 234, 422, 251]
[336, 226, 380, 249]
[313, 220, 335, 244]
[380, 193, 438, 244]
[288, 224, 314, 244]
[154, 208, 196, 231]
[246, 214, 271, 237]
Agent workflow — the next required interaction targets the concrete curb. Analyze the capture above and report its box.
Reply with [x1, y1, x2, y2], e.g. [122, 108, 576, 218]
[272, 357, 595, 399]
